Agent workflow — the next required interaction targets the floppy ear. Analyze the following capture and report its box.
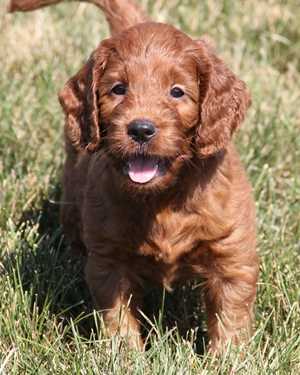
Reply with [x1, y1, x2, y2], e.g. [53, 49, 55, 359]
[58, 46, 109, 152]
[195, 39, 251, 157]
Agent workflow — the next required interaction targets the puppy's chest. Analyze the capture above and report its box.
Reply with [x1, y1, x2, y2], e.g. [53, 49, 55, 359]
[139, 209, 202, 263]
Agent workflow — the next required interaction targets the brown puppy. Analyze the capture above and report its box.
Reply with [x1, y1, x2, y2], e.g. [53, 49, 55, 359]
[9, 0, 259, 352]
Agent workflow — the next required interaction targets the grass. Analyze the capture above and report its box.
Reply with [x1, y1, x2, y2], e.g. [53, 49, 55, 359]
[0, 0, 300, 373]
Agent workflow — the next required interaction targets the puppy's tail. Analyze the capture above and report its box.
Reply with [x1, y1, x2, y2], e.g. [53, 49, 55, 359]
[8, 0, 149, 35]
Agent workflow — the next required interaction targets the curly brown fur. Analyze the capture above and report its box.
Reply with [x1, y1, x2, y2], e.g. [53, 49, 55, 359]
[9, 0, 259, 352]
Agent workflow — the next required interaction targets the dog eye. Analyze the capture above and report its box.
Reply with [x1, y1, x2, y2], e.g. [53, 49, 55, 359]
[170, 86, 185, 98]
[111, 83, 127, 95]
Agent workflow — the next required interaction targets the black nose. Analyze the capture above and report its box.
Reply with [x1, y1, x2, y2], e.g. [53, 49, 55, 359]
[127, 119, 156, 143]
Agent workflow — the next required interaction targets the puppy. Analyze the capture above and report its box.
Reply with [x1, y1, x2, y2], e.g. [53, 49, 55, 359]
[9, 0, 259, 352]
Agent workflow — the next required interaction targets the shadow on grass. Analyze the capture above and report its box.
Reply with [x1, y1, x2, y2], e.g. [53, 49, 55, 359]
[3, 184, 95, 339]
[4, 183, 208, 353]
[143, 283, 208, 353]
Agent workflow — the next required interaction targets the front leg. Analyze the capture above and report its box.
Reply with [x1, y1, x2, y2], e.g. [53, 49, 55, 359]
[85, 253, 143, 350]
[204, 244, 259, 353]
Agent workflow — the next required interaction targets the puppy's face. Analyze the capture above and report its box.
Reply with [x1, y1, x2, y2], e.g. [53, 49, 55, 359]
[96, 23, 203, 192]
[59, 23, 250, 193]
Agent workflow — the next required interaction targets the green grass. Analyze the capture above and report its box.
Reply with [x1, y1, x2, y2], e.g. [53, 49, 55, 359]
[1, 0, 300, 373]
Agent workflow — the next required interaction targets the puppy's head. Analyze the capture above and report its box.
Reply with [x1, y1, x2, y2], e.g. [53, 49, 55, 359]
[59, 23, 250, 193]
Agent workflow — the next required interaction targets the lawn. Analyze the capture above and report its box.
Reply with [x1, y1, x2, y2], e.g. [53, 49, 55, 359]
[0, 0, 299, 373]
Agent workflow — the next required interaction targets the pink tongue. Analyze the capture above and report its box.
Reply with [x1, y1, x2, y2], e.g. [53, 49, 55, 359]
[128, 157, 158, 184]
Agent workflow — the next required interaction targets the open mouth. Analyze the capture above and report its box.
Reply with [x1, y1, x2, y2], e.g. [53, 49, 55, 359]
[124, 155, 168, 184]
